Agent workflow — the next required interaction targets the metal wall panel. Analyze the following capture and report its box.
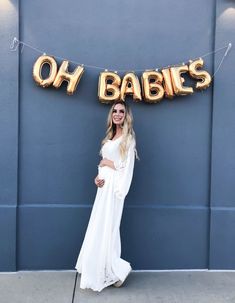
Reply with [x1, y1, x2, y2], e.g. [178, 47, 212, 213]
[210, 0, 235, 268]
[0, 0, 19, 270]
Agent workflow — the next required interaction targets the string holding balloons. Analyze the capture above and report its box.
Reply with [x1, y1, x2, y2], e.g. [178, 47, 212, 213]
[10, 37, 231, 102]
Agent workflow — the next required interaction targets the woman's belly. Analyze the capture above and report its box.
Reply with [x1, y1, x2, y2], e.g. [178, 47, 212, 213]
[98, 166, 114, 180]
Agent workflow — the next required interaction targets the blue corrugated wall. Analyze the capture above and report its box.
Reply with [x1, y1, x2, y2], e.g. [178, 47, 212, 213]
[1, 0, 235, 271]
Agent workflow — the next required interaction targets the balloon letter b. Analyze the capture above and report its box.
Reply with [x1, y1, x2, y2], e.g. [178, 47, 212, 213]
[142, 70, 164, 103]
[98, 72, 121, 103]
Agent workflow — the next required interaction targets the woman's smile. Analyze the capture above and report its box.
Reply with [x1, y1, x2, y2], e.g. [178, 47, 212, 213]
[112, 104, 125, 125]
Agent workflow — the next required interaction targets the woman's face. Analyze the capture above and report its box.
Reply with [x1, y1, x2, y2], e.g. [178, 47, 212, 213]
[112, 103, 126, 126]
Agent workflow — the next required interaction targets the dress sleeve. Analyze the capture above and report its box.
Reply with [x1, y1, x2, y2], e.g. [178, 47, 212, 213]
[113, 140, 136, 200]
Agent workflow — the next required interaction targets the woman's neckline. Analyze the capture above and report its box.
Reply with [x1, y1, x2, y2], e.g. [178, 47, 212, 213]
[109, 134, 123, 142]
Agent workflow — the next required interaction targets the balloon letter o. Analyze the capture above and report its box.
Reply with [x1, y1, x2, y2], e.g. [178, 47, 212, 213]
[33, 55, 57, 87]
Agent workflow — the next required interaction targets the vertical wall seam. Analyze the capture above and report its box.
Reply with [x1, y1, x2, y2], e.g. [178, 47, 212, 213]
[208, 0, 217, 270]
[16, 0, 21, 272]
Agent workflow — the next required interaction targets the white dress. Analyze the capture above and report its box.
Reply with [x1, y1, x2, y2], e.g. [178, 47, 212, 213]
[75, 136, 135, 292]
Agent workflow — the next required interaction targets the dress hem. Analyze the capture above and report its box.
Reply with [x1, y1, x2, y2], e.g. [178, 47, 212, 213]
[75, 265, 132, 292]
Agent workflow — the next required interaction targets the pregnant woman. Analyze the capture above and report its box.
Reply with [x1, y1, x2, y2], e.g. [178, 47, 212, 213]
[75, 100, 138, 292]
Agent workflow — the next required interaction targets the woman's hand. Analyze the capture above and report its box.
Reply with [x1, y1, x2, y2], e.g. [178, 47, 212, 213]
[99, 158, 115, 170]
[94, 175, 105, 188]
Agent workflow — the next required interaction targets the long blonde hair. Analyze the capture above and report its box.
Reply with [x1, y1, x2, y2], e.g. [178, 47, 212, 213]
[101, 101, 138, 160]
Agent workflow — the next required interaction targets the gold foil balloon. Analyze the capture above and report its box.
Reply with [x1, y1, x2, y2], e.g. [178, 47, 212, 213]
[33, 55, 58, 87]
[142, 70, 164, 103]
[161, 68, 175, 99]
[98, 71, 121, 103]
[120, 72, 142, 101]
[170, 65, 193, 95]
[188, 58, 212, 90]
[53, 61, 84, 95]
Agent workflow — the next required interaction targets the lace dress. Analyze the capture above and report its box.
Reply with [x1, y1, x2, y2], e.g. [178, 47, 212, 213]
[75, 136, 135, 292]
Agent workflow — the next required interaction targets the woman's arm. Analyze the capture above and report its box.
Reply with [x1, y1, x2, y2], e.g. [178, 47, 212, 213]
[98, 158, 116, 170]
[113, 140, 136, 200]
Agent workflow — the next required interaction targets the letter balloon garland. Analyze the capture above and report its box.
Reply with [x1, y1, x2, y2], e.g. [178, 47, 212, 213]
[32, 55, 212, 102]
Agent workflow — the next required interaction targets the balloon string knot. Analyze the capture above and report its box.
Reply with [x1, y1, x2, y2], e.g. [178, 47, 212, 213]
[224, 42, 232, 57]
[10, 37, 20, 51]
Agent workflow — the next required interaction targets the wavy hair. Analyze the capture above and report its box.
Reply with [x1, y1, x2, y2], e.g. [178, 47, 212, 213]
[101, 101, 138, 160]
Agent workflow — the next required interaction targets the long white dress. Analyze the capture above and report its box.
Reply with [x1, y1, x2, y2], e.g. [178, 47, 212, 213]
[75, 136, 135, 292]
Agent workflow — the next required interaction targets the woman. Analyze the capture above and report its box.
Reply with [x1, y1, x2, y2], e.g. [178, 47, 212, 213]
[75, 100, 137, 292]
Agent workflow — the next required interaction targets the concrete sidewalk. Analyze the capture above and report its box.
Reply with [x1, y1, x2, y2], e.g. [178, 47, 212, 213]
[0, 270, 235, 303]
